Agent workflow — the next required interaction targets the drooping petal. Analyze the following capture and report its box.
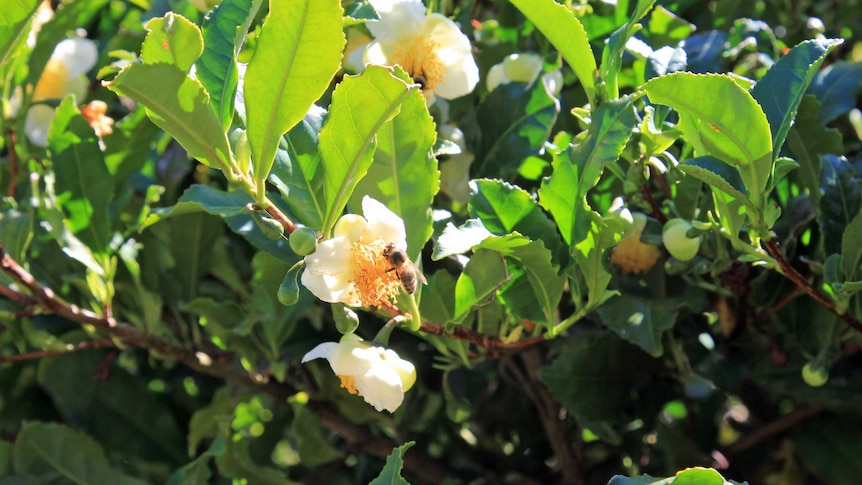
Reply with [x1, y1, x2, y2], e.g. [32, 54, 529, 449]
[329, 335, 375, 375]
[362, 196, 407, 249]
[367, 0, 427, 41]
[301, 342, 339, 363]
[383, 348, 417, 391]
[355, 364, 406, 412]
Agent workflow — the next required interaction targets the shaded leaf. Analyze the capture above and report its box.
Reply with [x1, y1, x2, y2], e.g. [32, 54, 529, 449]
[808, 61, 862, 124]
[244, 0, 344, 200]
[819, 155, 861, 256]
[454, 249, 509, 322]
[751, 38, 842, 160]
[784, 95, 843, 210]
[369, 442, 415, 485]
[290, 401, 344, 467]
[473, 81, 559, 179]
[595, 294, 686, 356]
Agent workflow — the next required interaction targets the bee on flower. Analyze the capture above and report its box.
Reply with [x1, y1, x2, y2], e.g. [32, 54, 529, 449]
[300, 196, 421, 308]
[362, 0, 479, 103]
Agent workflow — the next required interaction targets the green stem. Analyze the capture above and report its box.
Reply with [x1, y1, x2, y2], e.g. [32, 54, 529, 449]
[404, 292, 422, 332]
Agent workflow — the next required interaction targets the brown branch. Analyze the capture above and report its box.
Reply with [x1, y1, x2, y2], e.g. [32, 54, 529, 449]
[262, 204, 296, 234]
[721, 404, 825, 455]
[0, 283, 37, 306]
[764, 240, 862, 334]
[649, 164, 673, 200]
[640, 184, 667, 224]
[0, 246, 454, 483]
[0, 338, 116, 363]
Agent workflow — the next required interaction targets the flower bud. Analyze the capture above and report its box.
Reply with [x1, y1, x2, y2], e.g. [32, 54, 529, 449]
[802, 361, 829, 387]
[289, 225, 318, 256]
[662, 218, 701, 261]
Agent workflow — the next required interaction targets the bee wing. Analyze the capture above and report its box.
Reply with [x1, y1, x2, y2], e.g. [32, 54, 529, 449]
[411, 261, 428, 285]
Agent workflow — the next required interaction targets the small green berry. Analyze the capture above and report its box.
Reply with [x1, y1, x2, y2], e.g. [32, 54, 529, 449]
[662, 218, 701, 261]
[289, 225, 319, 256]
[802, 362, 829, 387]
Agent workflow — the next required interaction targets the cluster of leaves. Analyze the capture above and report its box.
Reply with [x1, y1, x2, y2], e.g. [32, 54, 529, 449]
[1, 0, 862, 484]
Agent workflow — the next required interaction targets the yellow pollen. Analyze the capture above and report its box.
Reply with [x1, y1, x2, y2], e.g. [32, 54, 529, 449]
[350, 239, 402, 307]
[390, 36, 445, 95]
[338, 374, 360, 395]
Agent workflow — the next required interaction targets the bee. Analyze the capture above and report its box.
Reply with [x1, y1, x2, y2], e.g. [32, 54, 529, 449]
[383, 243, 427, 294]
[413, 74, 426, 90]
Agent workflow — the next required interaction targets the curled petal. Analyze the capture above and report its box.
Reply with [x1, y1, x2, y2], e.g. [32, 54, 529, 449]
[301, 342, 338, 363]
[355, 364, 406, 412]
[362, 196, 407, 249]
[367, 0, 427, 40]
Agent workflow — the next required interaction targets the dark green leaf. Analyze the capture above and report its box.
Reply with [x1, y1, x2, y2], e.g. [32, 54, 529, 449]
[538, 334, 658, 444]
[196, 0, 263, 129]
[784, 95, 843, 211]
[808, 61, 862, 123]
[419, 270, 457, 324]
[794, 413, 862, 485]
[141, 13, 203, 71]
[820, 155, 861, 256]
[48, 97, 114, 254]
[166, 435, 227, 485]
[369, 442, 415, 485]
[318, 65, 413, 234]
[215, 438, 297, 485]
[539, 95, 636, 246]
[141, 184, 254, 229]
[107, 63, 233, 171]
[595, 294, 686, 356]
[37, 352, 187, 465]
[351, 85, 438, 259]
[843, 210, 862, 280]
[0, 208, 33, 263]
[290, 401, 344, 467]
[244, 0, 344, 200]
[677, 156, 750, 203]
[645, 46, 687, 80]
[473, 81, 559, 179]
[13, 422, 147, 485]
[751, 38, 842, 160]
[269, 105, 327, 229]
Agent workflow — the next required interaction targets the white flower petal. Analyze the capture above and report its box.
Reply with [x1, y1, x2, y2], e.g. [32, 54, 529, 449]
[301, 342, 338, 363]
[502, 53, 543, 84]
[302, 236, 358, 303]
[367, 0, 427, 40]
[355, 365, 405, 412]
[334, 214, 369, 243]
[435, 52, 480, 100]
[382, 348, 416, 391]
[542, 70, 564, 97]
[53, 38, 98, 76]
[24, 104, 55, 147]
[362, 196, 407, 248]
[486, 63, 505, 92]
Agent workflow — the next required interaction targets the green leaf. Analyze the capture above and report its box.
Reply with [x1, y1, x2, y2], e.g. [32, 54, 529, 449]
[187, 387, 235, 456]
[647, 5, 695, 46]
[473, 81, 560, 179]
[784, 95, 843, 211]
[571, 212, 624, 312]
[107, 63, 233, 171]
[595, 294, 686, 356]
[269, 105, 327, 229]
[351, 82, 438, 258]
[469, 178, 565, 266]
[478, 235, 565, 325]
[419, 270, 457, 324]
[48, 97, 114, 254]
[539, 95, 636, 246]
[454, 249, 509, 322]
[808, 61, 862, 124]
[37, 352, 187, 465]
[601, 0, 655, 99]
[751, 38, 842, 160]
[141, 184, 254, 229]
[141, 13, 203, 71]
[0, 0, 39, 70]
[644, 73, 773, 195]
[369, 442, 415, 485]
[290, 401, 344, 467]
[538, 333, 658, 444]
[215, 438, 297, 485]
[676, 156, 751, 206]
[509, 0, 596, 105]
[196, 0, 263, 129]
[794, 413, 862, 485]
[244, 0, 345, 202]
[672, 467, 729, 485]
[820, 155, 861, 256]
[843, 210, 862, 280]
[319, 65, 413, 234]
[166, 435, 227, 485]
[13, 422, 148, 485]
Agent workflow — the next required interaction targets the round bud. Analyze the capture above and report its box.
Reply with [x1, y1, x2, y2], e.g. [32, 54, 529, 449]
[289, 225, 319, 256]
[802, 361, 829, 387]
[662, 218, 702, 261]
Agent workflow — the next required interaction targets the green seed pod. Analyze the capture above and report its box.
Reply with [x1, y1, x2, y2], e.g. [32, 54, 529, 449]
[802, 361, 829, 387]
[662, 218, 702, 261]
[289, 225, 318, 256]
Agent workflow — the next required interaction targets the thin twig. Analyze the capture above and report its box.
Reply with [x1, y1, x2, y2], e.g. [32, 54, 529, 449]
[0, 283, 36, 306]
[764, 240, 862, 334]
[640, 184, 667, 223]
[0, 338, 116, 363]
[263, 204, 296, 234]
[721, 404, 825, 455]
[6, 130, 19, 198]
[0, 245, 453, 483]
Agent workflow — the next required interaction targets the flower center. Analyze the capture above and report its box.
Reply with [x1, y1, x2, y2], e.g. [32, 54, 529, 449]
[350, 239, 402, 307]
[390, 36, 445, 95]
[338, 374, 360, 395]
[33, 58, 71, 102]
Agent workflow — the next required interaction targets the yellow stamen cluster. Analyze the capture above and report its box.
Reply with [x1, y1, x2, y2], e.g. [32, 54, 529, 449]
[349, 239, 401, 307]
[390, 36, 445, 94]
[33, 59, 70, 101]
[338, 375, 359, 395]
[610, 235, 661, 274]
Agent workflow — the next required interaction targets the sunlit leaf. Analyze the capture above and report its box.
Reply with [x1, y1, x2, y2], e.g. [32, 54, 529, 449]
[141, 13, 203, 71]
[369, 442, 415, 485]
[0, 0, 40, 69]
[244, 0, 344, 201]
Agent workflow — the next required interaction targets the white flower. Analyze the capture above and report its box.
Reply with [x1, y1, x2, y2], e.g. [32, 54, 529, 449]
[301, 196, 407, 307]
[486, 53, 563, 96]
[363, 0, 479, 103]
[302, 333, 417, 412]
[24, 37, 98, 147]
